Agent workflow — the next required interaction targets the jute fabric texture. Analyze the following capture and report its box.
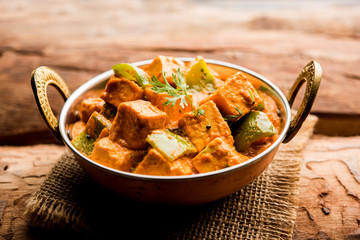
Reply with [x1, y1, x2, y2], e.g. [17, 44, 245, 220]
[25, 115, 317, 240]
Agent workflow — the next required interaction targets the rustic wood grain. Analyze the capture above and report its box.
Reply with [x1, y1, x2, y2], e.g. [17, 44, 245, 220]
[0, 144, 64, 240]
[0, 0, 360, 143]
[294, 135, 360, 240]
[1, 1, 359, 239]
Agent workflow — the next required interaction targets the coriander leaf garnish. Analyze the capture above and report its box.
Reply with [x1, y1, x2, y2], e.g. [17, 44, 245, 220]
[194, 108, 205, 117]
[149, 69, 209, 118]
[248, 89, 256, 105]
[224, 107, 243, 122]
[150, 69, 192, 109]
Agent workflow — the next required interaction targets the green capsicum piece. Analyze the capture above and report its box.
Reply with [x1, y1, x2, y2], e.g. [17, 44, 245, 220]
[146, 129, 197, 161]
[71, 131, 96, 156]
[112, 63, 150, 88]
[255, 100, 265, 111]
[232, 111, 276, 152]
[185, 57, 216, 93]
[72, 112, 112, 155]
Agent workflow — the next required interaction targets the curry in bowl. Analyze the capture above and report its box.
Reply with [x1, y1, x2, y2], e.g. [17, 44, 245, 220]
[69, 56, 280, 176]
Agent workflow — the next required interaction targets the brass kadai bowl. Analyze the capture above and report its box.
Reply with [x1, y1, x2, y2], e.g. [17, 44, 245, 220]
[31, 58, 321, 205]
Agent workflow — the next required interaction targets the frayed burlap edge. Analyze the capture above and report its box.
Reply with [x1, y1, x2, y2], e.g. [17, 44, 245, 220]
[24, 152, 91, 232]
[24, 194, 87, 231]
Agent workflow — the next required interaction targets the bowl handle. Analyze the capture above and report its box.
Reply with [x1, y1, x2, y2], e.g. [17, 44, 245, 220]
[282, 61, 322, 143]
[31, 66, 71, 143]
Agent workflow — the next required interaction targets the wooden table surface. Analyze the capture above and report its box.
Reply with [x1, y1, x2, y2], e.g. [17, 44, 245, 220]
[1, 0, 359, 239]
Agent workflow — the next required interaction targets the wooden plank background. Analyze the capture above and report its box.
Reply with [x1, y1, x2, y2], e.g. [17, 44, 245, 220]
[1, 0, 360, 144]
[0, 0, 359, 239]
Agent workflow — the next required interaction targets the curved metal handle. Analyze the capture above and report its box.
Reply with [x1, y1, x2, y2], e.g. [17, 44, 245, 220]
[31, 66, 71, 142]
[283, 61, 322, 143]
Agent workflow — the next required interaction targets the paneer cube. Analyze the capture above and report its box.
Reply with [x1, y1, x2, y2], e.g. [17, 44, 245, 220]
[178, 100, 233, 151]
[143, 56, 185, 86]
[192, 137, 249, 173]
[100, 76, 144, 108]
[134, 149, 193, 176]
[97, 127, 109, 140]
[69, 121, 86, 139]
[90, 137, 145, 172]
[144, 87, 192, 125]
[200, 72, 262, 119]
[109, 100, 167, 149]
[80, 97, 105, 122]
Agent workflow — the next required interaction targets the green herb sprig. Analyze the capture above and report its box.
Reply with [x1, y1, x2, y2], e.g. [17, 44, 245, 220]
[248, 89, 256, 105]
[194, 108, 205, 117]
[150, 69, 209, 117]
[150, 69, 192, 109]
[224, 107, 243, 122]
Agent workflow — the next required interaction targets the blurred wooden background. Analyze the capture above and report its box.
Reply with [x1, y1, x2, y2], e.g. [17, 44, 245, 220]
[0, 0, 360, 239]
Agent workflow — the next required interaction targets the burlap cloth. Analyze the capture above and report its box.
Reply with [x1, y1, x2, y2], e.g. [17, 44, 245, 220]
[24, 115, 317, 240]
